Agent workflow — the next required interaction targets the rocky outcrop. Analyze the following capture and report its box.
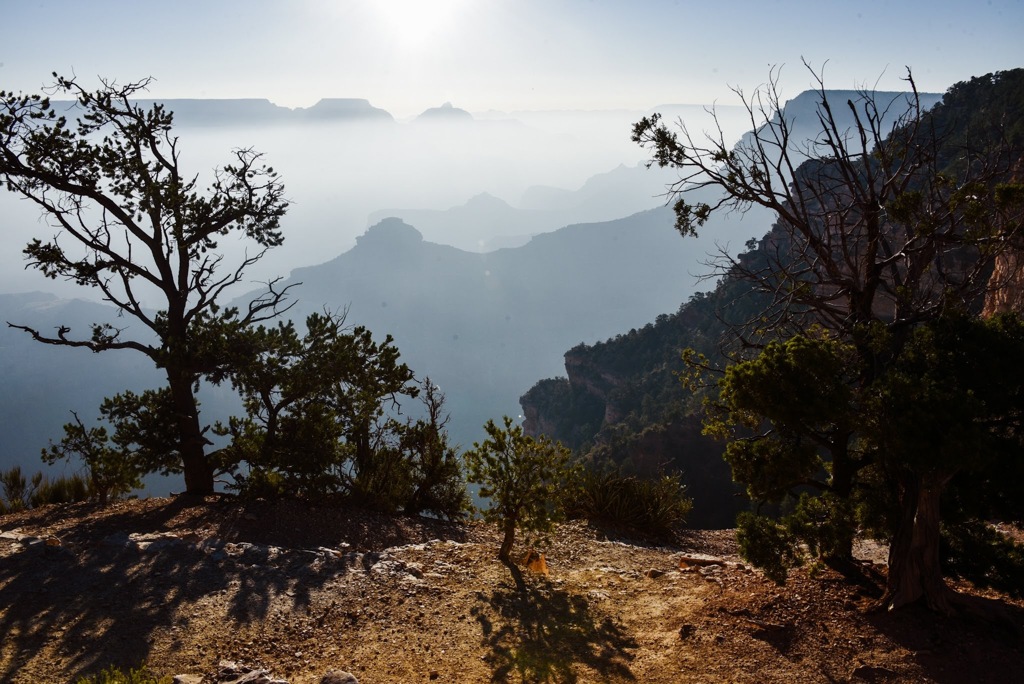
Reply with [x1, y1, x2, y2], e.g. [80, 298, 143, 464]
[563, 348, 627, 424]
[983, 248, 1024, 316]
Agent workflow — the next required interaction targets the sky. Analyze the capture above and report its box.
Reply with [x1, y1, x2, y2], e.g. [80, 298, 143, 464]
[2, 0, 1022, 118]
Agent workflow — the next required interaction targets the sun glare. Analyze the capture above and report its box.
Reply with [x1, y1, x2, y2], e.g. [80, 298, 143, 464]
[369, 0, 467, 51]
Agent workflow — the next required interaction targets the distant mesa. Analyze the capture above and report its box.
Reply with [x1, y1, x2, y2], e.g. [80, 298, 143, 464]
[298, 98, 394, 122]
[48, 97, 395, 127]
[355, 217, 424, 249]
[415, 101, 474, 122]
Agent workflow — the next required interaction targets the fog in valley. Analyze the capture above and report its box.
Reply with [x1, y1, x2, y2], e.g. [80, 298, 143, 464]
[0, 97, 765, 486]
[0, 102, 752, 299]
[0, 86, 945, 487]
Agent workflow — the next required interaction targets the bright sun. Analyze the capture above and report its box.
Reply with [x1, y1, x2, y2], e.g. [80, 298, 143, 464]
[368, 0, 467, 51]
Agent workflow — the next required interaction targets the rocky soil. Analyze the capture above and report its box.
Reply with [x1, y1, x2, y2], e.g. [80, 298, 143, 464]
[1, 497, 1022, 683]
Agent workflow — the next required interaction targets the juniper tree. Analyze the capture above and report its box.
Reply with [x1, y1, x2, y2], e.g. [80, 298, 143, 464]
[0, 75, 294, 494]
[635, 64, 1024, 612]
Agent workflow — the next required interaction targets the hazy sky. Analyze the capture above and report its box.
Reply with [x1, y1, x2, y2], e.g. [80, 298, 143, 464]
[2, 0, 1021, 118]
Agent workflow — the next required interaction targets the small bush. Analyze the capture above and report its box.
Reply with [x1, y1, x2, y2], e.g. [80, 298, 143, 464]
[941, 520, 1024, 598]
[76, 663, 171, 684]
[232, 467, 289, 501]
[31, 473, 91, 507]
[42, 408, 145, 506]
[465, 416, 576, 564]
[736, 511, 802, 584]
[0, 467, 92, 512]
[0, 466, 31, 512]
[562, 468, 693, 539]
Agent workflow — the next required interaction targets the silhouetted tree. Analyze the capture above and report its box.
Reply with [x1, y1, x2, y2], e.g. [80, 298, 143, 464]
[43, 407, 146, 506]
[465, 416, 575, 588]
[216, 314, 469, 517]
[0, 75, 294, 494]
[635, 64, 1024, 613]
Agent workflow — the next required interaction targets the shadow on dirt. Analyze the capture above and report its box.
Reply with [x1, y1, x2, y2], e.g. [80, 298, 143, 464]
[471, 581, 637, 683]
[866, 592, 1024, 684]
[0, 496, 466, 681]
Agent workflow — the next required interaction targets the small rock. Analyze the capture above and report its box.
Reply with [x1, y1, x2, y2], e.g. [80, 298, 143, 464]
[217, 659, 289, 684]
[851, 664, 897, 680]
[678, 624, 696, 639]
[644, 568, 666, 579]
[132, 533, 185, 552]
[101, 532, 134, 549]
[172, 676, 205, 684]
[321, 671, 359, 684]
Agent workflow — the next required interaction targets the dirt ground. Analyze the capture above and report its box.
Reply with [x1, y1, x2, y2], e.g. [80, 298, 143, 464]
[1, 497, 1022, 683]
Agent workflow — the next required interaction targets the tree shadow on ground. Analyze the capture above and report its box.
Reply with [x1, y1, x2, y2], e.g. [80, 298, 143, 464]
[867, 591, 1024, 684]
[471, 580, 637, 683]
[0, 496, 476, 681]
[0, 530, 336, 681]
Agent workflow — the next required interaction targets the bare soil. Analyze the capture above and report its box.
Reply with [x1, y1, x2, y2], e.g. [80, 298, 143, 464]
[1, 497, 1022, 683]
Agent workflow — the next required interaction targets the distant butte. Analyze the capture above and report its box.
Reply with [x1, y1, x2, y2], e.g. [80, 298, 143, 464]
[415, 101, 474, 122]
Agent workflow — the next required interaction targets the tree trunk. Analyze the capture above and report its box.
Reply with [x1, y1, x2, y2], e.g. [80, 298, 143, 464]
[498, 517, 516, 564]
[827, 435, 856, 563]
[167, 368, 214, 495]
[498, 517, 526, 592]
[878, 471, 957, 614]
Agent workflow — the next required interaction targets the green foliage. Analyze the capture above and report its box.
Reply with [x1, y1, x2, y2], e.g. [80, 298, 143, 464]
[0, 466, 91, 512]
[714, 333, 856, 433]
[711, 333, 860, 502]
[0, 75, 294, 494]
[735, 492, 856, 584]
[630, 67, 1024, 607]
[218, 314, 468, 519]
[97, 389, 184, 476]
[865, 313, 1024, 478]
[735, 511, 802, 585]
[393, 381, 471, 519]
[217, 311, 416, 497]
[75, 663, 171, 684]
[719, 314, 1024, 582]
[706, 334, 863, 573]
[344, 391, 470, 520]
[30, 472, 91, 508]
[940, 521, 1024, 598]
[42, 405, 150, 506]
[561, 467, 692, 539]
[783, 493, 857, 567]
[465, 416, 576, 562]
[925, 69, 1024, 173]
[0, 466, 31, 512]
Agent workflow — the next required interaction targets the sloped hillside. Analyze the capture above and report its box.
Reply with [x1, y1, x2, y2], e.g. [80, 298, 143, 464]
[520, 70, 1024, 530]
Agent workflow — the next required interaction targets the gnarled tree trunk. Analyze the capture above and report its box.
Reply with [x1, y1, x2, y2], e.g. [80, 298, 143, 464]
[498, 517, 526, 592]
[878, 470, 957, 614]
[167, 368, 214, 496]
